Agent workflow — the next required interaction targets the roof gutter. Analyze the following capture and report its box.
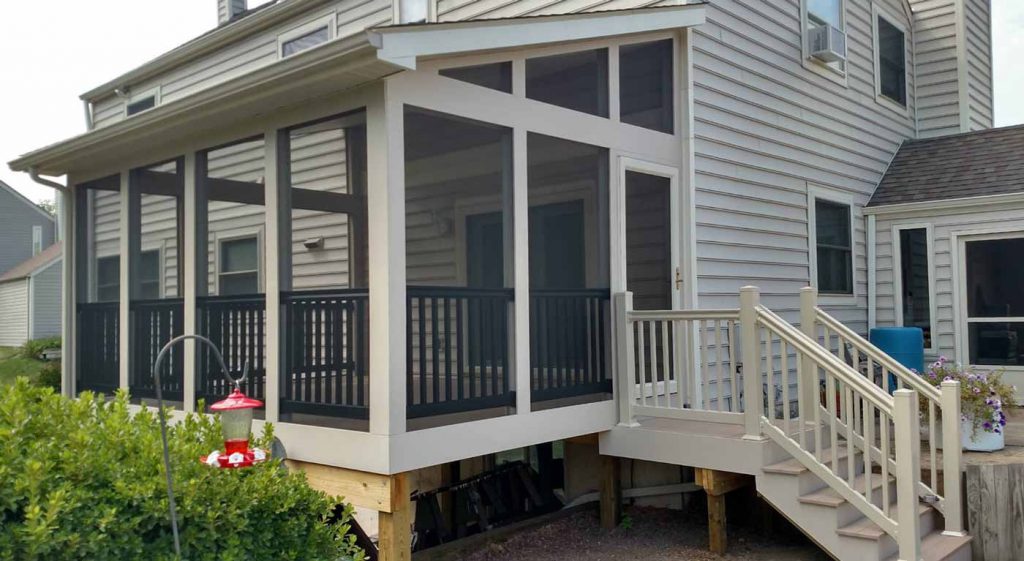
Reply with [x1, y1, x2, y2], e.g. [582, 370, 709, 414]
[28, 169, 68, 195]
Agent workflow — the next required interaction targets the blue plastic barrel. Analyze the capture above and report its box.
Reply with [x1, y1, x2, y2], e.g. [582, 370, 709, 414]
[869, 327, 924, 393]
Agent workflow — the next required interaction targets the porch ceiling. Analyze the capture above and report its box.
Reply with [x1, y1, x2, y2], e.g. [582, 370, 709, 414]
[369, 3, 708, 69]
[8, 37, 399, 179]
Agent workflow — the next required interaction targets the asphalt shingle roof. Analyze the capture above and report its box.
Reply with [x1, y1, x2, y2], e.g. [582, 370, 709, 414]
[0, 243, 62, 283]
[868, 124, 1024, 207]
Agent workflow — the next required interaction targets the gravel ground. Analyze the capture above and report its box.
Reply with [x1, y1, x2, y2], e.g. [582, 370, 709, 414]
[452, 506, 829, 561]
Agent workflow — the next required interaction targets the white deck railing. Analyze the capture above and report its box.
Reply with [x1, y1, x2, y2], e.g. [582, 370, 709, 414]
[616, 286, 966, 561]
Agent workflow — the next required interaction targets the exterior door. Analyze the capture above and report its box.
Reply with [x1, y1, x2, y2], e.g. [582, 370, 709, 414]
[623, 163, 680, 310]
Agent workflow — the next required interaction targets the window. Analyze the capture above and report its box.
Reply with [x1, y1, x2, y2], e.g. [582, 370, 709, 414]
[96, 256, 120, 302]
[440, 62, 513, 94]
[875, 11, 907, 107]
[96, 251, 160, 301]
[620, 39, 674, 134]
[138, 250, 162, 300]
[814, 199, 853, 295]
[126, 96, 156, 116]
[801, 0, 847, 79]
[219, 237, 259, 295]
[808, 0, 842, 28]
[526, 48, 609, 117]
[964, 236, 1024, 366]
[397, 0, 429, 24]
[279, 16, 334, 58]
[31, 225, 42, 255]
[897, 227, 933, 349]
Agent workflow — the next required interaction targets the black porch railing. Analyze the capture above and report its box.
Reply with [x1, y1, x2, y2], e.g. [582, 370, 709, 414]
[407, 286, 515, 418]
[78, 302, 120, 394]
[530, 289, 612, 402]
[197, 294, 266, 406]
[282, 289, 369, 419]
[130, 299, 185, 401]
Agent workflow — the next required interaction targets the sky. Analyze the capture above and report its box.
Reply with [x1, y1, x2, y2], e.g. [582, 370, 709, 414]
[0, 0, 1021, 206]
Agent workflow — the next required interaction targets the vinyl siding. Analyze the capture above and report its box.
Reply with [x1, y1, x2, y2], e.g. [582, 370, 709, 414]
[90, 0, 392, 129]
[0, 280, 29, 347]
[0, 187, 56, 276]
[31, 261, 62, 340]
[910, 0, 962, 137]
[962, 0, 993, 130]
[873, 203, 1024, 392]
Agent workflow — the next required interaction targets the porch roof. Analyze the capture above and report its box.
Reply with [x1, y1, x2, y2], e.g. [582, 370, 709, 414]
[9, 3, 706, 179]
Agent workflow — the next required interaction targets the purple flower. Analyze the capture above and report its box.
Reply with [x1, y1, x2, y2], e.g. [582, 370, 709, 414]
[984, 421, 993, 430]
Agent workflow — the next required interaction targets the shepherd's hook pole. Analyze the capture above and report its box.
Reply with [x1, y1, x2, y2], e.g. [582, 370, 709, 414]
[151, 334, 248, 558]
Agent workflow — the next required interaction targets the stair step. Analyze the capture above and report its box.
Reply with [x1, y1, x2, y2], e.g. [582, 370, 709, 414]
[763, 446, 852, 475]
[836, 502, 931, 540]
[798, 473, 893, 508]
[884, 532, 972, 561]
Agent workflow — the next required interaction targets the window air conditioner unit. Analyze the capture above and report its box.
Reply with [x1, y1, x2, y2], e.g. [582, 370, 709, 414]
[808, 24, 846, 63]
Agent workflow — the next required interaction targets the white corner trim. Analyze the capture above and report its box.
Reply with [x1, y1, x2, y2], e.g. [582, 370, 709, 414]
[368, 5, 706, 70]
[890, 222, 937, 355]
[278, 12, 338, 59]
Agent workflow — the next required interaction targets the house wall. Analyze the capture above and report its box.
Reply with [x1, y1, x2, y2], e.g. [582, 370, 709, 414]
[88, 0, 392, 129]
[0, 280, 29, 347]
[963, 0, 993, 131]
[872, 202, 1024, 394]
[0, 186, 56, 276]
[31, 261, 62, 340]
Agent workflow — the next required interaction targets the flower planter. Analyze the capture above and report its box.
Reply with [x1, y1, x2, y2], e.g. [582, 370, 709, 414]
[929, 415, 1006, 452]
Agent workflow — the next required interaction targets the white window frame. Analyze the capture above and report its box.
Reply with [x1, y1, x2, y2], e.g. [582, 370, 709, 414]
[31, 225, 42, 255]
[872, 3, 910, 115]
[953, 228, 1024, 373]
[808, 185, 858, 304]
[214, 231, 264, 295]
[124, 87, 161, 118]
[799, 0, 849, 86]
[891, 223, 937, 355]
[95, 253, 121, 302]
[278, 13, 337, 59]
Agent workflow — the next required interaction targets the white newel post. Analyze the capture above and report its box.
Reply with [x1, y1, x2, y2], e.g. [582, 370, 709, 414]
[739, 286, 763, 440]
[940, 380, 965, 535]
[799, 287, 818, 426]
[615, 292, 637, 427]
[894, 389, 923, 561]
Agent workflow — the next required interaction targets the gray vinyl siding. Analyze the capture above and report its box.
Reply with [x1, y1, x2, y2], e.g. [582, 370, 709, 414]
[874, 203, 1024, 372]
[0, 280, 29, 347]
[963, 0, 993, 131]
[0, 187, 56, 276]
[910, 0, 962, 138]
[31, 261, 62, 340]
[89, 0, 392, 129]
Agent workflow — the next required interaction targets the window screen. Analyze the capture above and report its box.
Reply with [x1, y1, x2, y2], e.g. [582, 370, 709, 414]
[808, 0, 842, 27]
[127, 96, 156, 116]
[96, 256, 120, 302]
[877, 16, 906, 106]
[440, 62, 513, 94]
[620, 39, 674, 134]
[138, 250, 161, 300]
[815, 199, 852, 294]
[526, 49, 609, 117]
[282, 26, 329, 58]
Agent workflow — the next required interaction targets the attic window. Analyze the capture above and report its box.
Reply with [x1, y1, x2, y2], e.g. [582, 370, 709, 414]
[126, 91, 159, 116]
[279, 15, 335, 58]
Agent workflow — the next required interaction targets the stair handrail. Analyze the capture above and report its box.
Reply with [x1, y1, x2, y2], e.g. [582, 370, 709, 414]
[801, 287, 964, 537]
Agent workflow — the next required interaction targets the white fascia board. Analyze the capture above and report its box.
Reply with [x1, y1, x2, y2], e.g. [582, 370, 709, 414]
[368, 4, 707, 70]
[864, 191, 1024, 216]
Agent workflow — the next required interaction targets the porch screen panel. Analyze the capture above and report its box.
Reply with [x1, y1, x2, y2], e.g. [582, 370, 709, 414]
[527, 133, 611, 403]
[404, 106, 515, 419]
[965, 237, 1024, 366]
[281, 111, 370, 422]
[129, 160, 185, 403]
[75, 175, 122, 395]
[198, 137, 267, 409]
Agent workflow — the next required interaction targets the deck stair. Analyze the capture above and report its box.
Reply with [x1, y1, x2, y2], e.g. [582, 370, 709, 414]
[605, 286, 972, 561]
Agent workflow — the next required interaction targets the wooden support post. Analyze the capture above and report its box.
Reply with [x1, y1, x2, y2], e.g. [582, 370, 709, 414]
[599, 455, 622, 530]
[696, 468, 753, 555]
[379, 473, 411, 561]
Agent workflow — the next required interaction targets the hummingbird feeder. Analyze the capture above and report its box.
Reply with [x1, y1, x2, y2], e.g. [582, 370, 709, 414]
[202, 388, 268, 469]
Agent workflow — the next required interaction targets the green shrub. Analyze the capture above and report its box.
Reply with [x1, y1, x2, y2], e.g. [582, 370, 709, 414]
[33, 362, 61, 392]
[19, 336, 61, 361]
[0, 380, 364, 561]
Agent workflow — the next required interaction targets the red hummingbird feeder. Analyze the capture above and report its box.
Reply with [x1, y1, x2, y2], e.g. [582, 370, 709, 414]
[201, 388, 268, 469]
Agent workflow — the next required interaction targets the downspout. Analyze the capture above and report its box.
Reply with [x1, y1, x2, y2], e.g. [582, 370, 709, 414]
[28, 168, 69, 195]
[82, 100, 94, 131]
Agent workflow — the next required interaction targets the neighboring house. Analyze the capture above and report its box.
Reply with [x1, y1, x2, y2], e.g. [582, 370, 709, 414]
[867, 125, 1024, 394]
[0, 244, 63, 346]
[8, 0, 993, 559]
[0, 180, 56, 276]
